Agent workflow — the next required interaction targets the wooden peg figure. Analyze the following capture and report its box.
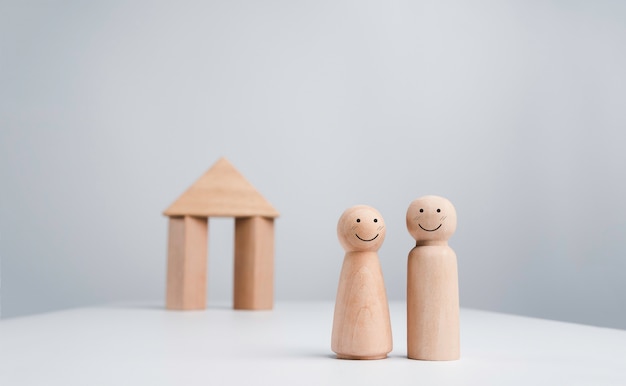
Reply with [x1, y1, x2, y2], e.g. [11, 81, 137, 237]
[406, 195, 460, 361]
[331, 205, 392, 360]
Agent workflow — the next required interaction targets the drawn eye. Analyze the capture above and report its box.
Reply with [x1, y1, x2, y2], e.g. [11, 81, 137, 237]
[419, 209, 424, 213]
[437, 209, 441, 213]
[356, 219, 360, 223]
[373, 219, 378, 223]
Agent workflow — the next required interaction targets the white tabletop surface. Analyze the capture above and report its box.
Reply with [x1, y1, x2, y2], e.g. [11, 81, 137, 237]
[1, 301, 625, 385]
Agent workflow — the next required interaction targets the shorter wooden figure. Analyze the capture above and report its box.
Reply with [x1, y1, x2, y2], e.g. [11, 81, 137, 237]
[406, 195, 459, 360]
[331, 205, 392, 360]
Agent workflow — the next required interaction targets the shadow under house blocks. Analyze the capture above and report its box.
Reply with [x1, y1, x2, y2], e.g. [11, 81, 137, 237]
[163, 157, 279, 311]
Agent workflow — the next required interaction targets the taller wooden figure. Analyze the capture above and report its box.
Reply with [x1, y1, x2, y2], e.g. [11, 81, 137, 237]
[331, 205, 392, 360]
[406, 195, 459, 360]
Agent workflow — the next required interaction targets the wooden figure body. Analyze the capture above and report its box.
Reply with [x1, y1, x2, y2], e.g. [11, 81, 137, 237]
[331, 205, 392, 360]
[406, 195, 459, 361]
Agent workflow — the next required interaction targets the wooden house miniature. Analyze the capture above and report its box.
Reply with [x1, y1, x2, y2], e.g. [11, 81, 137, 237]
[163, 157, 279, 311]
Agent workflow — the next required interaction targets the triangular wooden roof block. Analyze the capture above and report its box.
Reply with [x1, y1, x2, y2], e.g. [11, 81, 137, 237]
[163, 157, 279, 218]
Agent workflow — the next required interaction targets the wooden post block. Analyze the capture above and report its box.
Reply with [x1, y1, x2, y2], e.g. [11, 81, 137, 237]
[166, 216, 208, 310]
[234, 216, 274, 310]
[406, 195, 460, 360]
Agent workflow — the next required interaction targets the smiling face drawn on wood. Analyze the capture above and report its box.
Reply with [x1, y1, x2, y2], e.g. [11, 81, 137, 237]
[406, 195, 457, 243]
[337, 205, 386, 252]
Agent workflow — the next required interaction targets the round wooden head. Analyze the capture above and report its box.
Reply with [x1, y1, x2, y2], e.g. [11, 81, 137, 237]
[337, 205, 386, 252]
[406, 195, 457, 242]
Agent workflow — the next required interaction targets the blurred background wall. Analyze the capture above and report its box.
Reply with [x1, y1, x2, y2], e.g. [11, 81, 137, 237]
[1, 0, 625, 329]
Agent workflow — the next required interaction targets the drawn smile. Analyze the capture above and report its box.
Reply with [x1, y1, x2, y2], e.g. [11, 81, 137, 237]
[355, 233, 379, 242]
[419, 224, 442, 232]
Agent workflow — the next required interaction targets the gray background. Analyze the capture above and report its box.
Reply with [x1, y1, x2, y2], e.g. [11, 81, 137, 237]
[1, 1, 625, 329]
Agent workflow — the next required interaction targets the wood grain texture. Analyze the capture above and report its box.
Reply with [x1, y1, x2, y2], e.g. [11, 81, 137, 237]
[163, 157, 279, 218]
[234, 216, 274, 310]
[407, 246, 460, 360]
[406, 195, 460, 360]
[331, 251, 393, 359]
[332, 205, 392, 359]
[166, 216, 208, 310]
